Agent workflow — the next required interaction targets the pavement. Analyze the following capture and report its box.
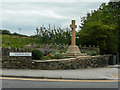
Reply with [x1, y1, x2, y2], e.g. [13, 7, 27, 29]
[0, 65, 119, 80]
[109, 65, 120, 68]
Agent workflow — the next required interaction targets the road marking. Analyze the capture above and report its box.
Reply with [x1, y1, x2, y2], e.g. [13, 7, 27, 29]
[0, 77, 120, 82]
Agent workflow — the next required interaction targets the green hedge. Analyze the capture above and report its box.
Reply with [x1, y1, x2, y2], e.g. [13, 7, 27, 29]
[32, 49, 43, 60]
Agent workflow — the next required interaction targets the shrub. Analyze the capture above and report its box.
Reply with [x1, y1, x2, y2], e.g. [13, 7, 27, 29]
[81, 50, 98, 56]
[47, 53, 55, 59]
[39, 47, 50, 56]
[1, 30, 11, 35]
[32, 49, 43, 60]
[39, 47, 60, 56]
[54, 53, 64, 59]
[43, 56, 50, 60]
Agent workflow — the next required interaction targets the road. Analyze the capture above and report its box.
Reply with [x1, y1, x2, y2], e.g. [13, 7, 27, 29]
[1, 77, 120, 88]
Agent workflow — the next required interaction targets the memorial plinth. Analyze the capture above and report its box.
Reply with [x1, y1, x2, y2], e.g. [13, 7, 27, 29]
[65, 20, 87, 57]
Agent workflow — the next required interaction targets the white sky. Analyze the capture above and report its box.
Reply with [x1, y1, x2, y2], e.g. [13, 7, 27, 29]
[1, 0, 110, 36]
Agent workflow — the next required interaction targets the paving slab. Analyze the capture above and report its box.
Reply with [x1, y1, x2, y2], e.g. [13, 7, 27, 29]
[1, 68, 119, 80]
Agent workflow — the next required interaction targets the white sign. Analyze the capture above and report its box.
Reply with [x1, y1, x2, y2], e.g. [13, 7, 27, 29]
[9, 52, 32, 56]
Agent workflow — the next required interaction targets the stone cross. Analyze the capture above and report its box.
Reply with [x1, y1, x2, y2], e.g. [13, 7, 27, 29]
[70, 20, 77, 45]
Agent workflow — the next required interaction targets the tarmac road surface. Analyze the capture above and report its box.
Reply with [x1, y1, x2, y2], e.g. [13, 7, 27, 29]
[1, 77, 119, 88]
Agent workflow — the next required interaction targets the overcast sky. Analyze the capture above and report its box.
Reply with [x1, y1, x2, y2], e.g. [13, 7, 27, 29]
[1, 1, 109, 36]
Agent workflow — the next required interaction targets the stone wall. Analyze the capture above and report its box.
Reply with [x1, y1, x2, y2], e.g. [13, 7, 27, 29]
[79, 45, 100, 55]
[40, 44, 100, 55]
[32, 55, 110, 70]
[2, 47, 32, 69]
[2, 47, 110, 69]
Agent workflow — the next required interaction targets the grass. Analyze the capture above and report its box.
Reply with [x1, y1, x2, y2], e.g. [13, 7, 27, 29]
[2, 34, 39, 48]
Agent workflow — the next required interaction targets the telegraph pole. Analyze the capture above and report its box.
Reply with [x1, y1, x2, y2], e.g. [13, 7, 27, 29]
[18, 28, 21, 34]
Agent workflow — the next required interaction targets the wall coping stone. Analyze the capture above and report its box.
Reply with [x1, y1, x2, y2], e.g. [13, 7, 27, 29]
[33, 55, 111, 63]
[33, 58, 76, 63]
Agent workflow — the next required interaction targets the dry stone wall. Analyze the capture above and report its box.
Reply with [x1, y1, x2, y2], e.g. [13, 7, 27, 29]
[2, 47, 32, 69]
[32, 55, 110, 70]
[40, 44, 100, 55]
[2, 47, 110, 69]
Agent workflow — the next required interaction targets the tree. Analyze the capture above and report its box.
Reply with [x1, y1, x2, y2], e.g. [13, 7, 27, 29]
[78, 2, 120, 55]
[35, 25, 71, 45]
[0, 30, 11, 35]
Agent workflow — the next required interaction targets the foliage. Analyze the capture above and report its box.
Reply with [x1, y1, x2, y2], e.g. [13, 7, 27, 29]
[47, 53, 55, 59]
[38, 46, 64, 59]
[78, 2, 120, 54]
[32, 49, 43, 60]
[43, 56, 50, 60]
[34, 25, 71, 45]
[38, 47, 61, 56]
[81, 50, 98, 56]
[37, 47, 65, 59]
[54, 52, 64, 59]
[2, 34, 39, 48]
[0, 30, 11, 35]
[0, 29, 28, 37]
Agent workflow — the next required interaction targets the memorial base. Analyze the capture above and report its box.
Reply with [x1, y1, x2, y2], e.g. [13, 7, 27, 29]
[65, 45, 87, 57]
